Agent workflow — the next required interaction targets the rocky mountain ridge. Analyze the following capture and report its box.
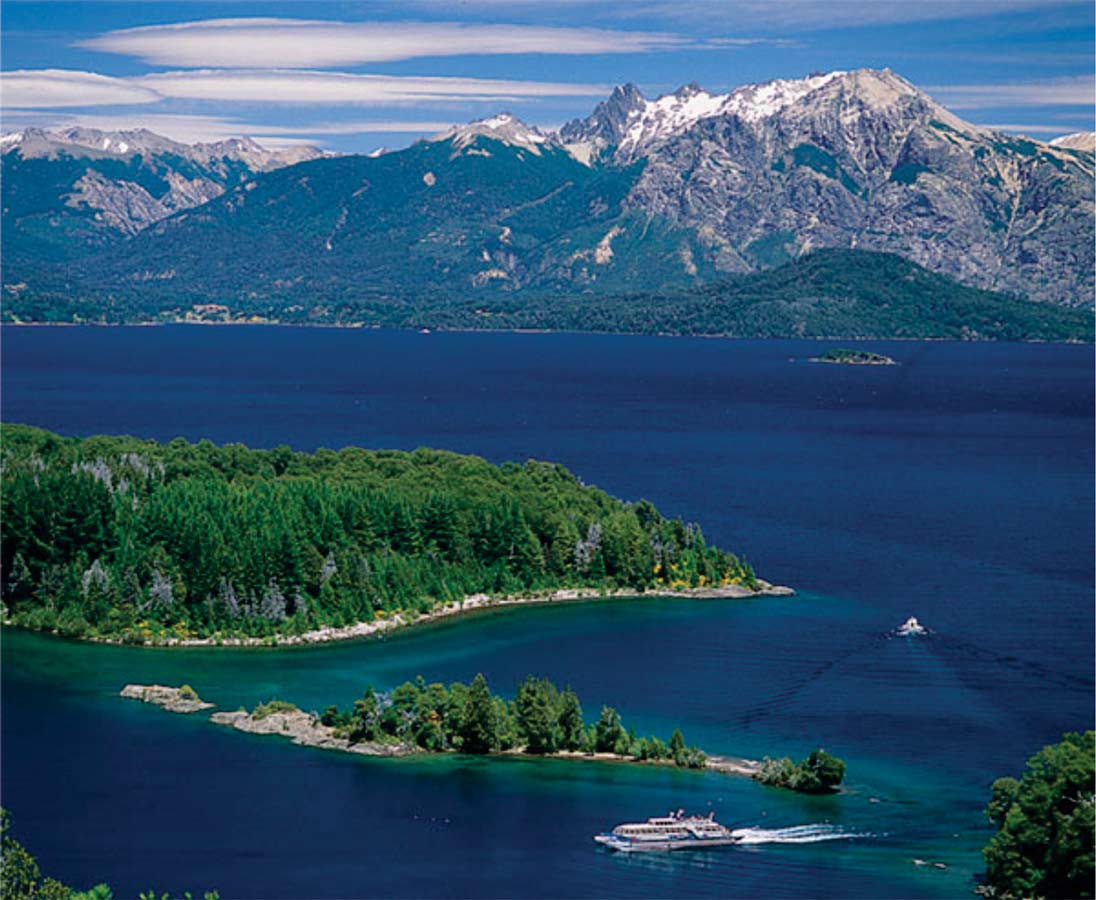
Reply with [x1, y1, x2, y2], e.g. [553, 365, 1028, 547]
[2, 68, 1092, 310]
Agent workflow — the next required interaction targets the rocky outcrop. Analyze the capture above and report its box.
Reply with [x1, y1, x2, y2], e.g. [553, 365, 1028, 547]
[210, 706, 414, 756]
[120, 683, 214, 713]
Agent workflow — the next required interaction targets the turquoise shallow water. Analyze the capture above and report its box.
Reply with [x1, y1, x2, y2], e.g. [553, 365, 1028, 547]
[2, 329, 1092, 897]
[5, 598, 983, 899]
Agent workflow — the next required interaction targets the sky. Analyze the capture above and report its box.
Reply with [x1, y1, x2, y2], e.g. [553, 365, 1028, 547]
[1, 0, 1093, 152]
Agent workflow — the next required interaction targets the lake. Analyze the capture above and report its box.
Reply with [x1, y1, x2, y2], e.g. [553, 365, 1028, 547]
[2, 327, 1092, 898]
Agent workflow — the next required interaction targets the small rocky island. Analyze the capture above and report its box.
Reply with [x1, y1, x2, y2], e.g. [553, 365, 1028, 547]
[810, 348, 897, 365]
[120, 683, 214, 713]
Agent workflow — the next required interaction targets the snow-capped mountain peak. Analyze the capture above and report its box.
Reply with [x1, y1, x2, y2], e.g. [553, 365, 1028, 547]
[559, 68, 968, 163]
[614, 83, 729, 157]
[431, 113, 550, 155]
[721, 70, 845, 122]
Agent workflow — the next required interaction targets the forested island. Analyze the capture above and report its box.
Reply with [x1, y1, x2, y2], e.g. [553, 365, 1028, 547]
[0, 425, 775, 644]
[810, 349, 897, 366]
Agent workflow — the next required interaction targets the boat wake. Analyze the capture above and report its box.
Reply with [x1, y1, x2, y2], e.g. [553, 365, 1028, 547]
[731, 824, 868, 845]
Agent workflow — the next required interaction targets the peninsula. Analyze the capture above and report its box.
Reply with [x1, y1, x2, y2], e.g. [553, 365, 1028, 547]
[120, 676, 790, 783]
[1, 425, 787, 646]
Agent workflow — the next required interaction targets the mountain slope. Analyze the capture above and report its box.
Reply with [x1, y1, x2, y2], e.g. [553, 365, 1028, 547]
[560, 69, 1093, 305]
[389, 249, 1096, 341]
[66, 126, 719, 302]
[7, 249, 1089, 342]
[1, 127, 323, 262]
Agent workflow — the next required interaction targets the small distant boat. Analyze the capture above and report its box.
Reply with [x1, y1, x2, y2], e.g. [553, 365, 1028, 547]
[594, 809, 739, 852]
[896, 616, 927, 636]
[419, 328, 431, 334]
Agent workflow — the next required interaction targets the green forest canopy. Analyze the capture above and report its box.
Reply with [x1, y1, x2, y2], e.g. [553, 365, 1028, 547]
[983, 731, 1094, 900]
[0, 425, 758, 641]
[316, 672, 707, 766]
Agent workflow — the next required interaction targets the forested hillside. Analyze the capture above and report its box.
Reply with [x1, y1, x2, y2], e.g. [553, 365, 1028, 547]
[0, 425, 756, 641]
[5, 250, 1088, 341]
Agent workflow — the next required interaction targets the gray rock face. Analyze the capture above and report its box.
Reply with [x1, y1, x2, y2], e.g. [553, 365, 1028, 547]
[560, 68, 1094, 305]
[2, 126, 325, 244]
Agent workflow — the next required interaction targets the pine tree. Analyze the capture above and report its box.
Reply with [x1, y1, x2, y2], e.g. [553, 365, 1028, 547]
[460, 673, 498, 754]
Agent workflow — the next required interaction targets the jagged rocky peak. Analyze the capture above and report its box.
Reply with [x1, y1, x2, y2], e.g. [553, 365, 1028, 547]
[560, 68, 974, 163]
[1049, 131, 1096, 152]
[431, 113, 552, 155]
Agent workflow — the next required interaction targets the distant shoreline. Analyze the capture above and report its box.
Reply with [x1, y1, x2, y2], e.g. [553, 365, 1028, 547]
[1, 321, 1085, 345]
[49, 582, 792, 649]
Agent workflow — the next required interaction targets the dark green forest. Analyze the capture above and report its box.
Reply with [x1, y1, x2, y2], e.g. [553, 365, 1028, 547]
[5, 250, 1090, 342]
[0, 425, 757, 641]
[314, 672, 707, 765]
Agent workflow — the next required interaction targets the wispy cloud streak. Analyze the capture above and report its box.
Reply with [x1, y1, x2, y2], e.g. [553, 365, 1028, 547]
[2, 69, 160, 108]
[80, 17, 710, 68]
[925, 75, 1095, 108]
[1, 68, 607, 109]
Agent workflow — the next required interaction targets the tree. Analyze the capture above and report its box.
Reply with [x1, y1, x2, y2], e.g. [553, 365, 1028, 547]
[669, 727, 687, 765]
[983, 731, 1094, 900]
[805, 748, 845, 791]
[595, 706, 626, 753]
[349, 687, 381, 742]
[459, 673, 498, 754]
[557, 689, 585, 751]
[514, 677, 559, 754]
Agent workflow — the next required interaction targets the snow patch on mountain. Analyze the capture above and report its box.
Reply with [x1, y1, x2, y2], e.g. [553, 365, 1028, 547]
[565, 71, 850, 161]
[432, 113, 550, 156]
[1049, 131, 1096, 152]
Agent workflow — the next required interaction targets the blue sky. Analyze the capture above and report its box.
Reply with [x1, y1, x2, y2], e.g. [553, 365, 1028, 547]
[2, 0, 1093, 152]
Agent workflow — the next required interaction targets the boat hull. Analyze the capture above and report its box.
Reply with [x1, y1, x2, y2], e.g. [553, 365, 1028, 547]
[594, 834, 740, 853]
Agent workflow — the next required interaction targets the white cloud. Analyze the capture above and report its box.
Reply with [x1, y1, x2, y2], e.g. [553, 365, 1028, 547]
[386, 0, 1083, 31]
[0, 69, 160, 108]
[925, 75, 1095, 108]
[80, 17, 696, 68]
[135, 69, 607, 104]
[1, 67, 607, 113]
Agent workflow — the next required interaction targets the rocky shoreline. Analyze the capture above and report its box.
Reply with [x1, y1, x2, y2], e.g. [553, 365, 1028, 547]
[90, 581, 794, 649]
[209, 707, 415, 757]
[121, 685, 763, 777]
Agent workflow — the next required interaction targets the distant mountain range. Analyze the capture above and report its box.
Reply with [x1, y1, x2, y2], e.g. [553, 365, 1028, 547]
[2, 68, 1093, 338]
[1, 127, 323, 256]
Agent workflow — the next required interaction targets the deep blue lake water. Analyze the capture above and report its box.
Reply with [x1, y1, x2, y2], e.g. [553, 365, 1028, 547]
[2, 327, 1093, 898]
